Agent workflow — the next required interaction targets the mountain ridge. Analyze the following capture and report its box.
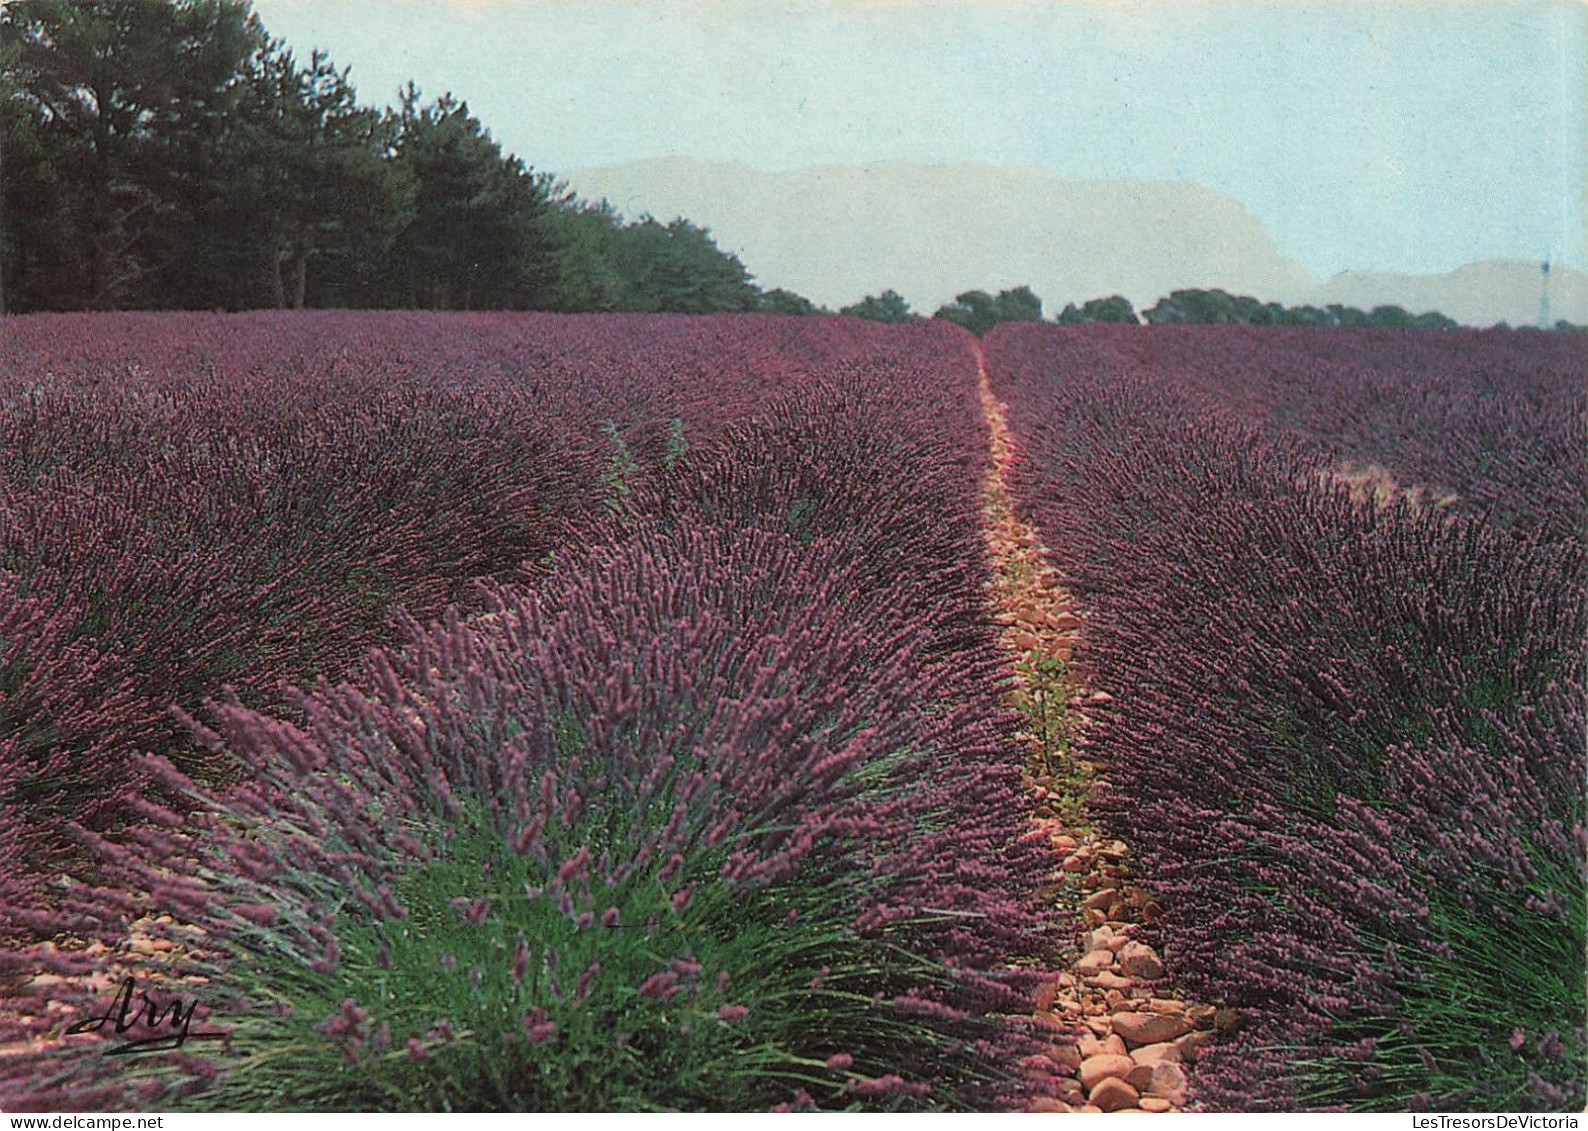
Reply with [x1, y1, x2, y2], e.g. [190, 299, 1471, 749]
[562, 158, 1583, 327]
[562, 157, 1314, 314]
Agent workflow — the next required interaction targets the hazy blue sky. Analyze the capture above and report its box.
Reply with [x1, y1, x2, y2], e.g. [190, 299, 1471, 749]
[252, 0, 1586, 280]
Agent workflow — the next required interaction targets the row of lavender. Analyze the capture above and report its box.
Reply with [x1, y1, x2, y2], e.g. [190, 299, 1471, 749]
[0, 311, 898, 941]
[1, 314, 1059, 1110]
[1054, 324, 1586, 544]
[985, 322, 1586, 1111]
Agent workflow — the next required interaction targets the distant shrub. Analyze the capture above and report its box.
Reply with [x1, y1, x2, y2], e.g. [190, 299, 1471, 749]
[838, 290, 918, 324]
[756, 288, 823, 316]
[933, 287, 1044, 336]
[1053, 295, 1138, 325]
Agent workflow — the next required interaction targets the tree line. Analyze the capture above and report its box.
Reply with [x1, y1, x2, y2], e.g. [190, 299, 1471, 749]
[835, 286, 1463, 333]
[0, 0, 768, 315]
[1138, 288, 1457, 329]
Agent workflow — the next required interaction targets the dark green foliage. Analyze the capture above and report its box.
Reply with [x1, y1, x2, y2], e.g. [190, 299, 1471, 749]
[757, 288, 823, 316]
[839, 290, 917, 323]
[543, 197, 631, 311]
[934, 290, 998, 335]
[1143, 288, 1285, 325]
[933, 286, 1043, 335]
[0, 1, 772, 315]
[1403, 309, 1459, 330]
[1, 0, 268, 310]
[1054, 295, 1137, 325]
[991, 285, 1042, 323]
[0, 35, 75, 313]
[386, 85, 559, 311]
[1141, 289, 1458, 329]
[539, 196, 762, 315]
[1361, 304, 1455, 330]
[604, 217, 760, 314]
[1279, 304, 1334, 326]
[236, 49, 412, 309]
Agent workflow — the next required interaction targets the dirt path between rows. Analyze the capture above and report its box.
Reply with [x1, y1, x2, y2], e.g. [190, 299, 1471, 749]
[974, 346, 1224, 1114]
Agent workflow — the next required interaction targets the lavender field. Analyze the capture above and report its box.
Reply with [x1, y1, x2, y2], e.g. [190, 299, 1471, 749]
[0, 313, 1582, 1112]
[985, 322, 1586, 1111]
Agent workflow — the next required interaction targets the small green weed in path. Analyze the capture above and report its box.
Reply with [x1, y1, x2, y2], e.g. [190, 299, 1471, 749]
[1012, 650, 1076, 773]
